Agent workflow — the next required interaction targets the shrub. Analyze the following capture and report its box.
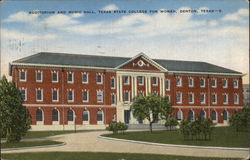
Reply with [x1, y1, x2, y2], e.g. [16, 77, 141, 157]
[229, 105, 250, 132]
[106, 122, 128, 134]
[165, 116, 178, 131]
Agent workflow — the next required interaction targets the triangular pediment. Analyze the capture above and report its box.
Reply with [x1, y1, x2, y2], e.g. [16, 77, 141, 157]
[116, 53, 167, 72]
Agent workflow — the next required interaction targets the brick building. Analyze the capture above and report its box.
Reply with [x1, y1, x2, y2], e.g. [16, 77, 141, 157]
[9, 52, 244, 130]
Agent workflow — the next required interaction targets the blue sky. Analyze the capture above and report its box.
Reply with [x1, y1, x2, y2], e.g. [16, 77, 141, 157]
[1, 0, 249, 83]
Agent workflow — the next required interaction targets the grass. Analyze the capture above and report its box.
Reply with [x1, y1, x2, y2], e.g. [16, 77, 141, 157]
[2, 152, 240, 160]
[2, 140, 63, 149]
[103, 127, 250, 148]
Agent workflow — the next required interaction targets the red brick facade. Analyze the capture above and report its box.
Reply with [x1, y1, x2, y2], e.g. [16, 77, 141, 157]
[10, 53, 244, 128]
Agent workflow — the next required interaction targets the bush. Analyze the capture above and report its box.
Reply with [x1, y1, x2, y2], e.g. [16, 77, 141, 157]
[165, 116, 178, 131]
[106, 122, 128, 134]
[229, 105, 250, 132]
[179, 118, 214, 141]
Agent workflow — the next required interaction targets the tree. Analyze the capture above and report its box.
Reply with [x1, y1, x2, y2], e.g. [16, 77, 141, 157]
[0, 76, 31, 143]
[165, 116, 178, 131]
[131, 94, 162, 133]
[229, 105, 250, 132]
[159, 96, 173, 120]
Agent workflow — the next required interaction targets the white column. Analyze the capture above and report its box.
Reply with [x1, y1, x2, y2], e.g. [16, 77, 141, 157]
[162, 77, 165, 96]
[131, 76, 134, 99]
[134, 76, 137, 97]
[116, 75, 120, 103]
[145, 76, 148, 96]
[148, 76, 151, 94]
[160, 77, 162, 96]
[119, 75, 123, 102]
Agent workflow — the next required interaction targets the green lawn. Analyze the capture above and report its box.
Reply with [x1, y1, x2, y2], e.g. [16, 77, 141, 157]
[22, 129, 100, 139]
[2, 152, 240, 160]
[103, 127, 250, 148]
[2, 140, 63, 149]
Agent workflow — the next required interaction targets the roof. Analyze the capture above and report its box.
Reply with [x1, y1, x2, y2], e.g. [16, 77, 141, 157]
[12, 52, 242, 74]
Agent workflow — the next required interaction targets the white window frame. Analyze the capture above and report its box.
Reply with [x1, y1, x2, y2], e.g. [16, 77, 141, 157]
[223, 94, 229, 105]
[82, 90, 89, 103]
[96, 74, 103, 84]
[176, 77, 182, 87]
[36, 71, 43, 82]
[124, 76, 130, 85]
[166, 95, 171, 102]
[83, 110, 90, 124]
[124, 91, 130, 103]
[52, 109, 60, 125]
[20, 88, 27, 101]
[212, 94, 217, 104]
[111, 77, 116, 89]
[233, 80, 239, 88]
[189, 93, 194, 104]
[52, 89, 59, 102]
[67, 89, 74, 102]
[223, 79, 228, 88]
[138, 76, 144, 86]
[97, 110, 104, 124]
[234, 94, 239, 104]
[82, 73, 89, 84]
[176, 92, 182, 104]
[36, 109, 44, 125]
[165, 79, 170, 91]
[177, 110, 183, 121]
[152, 77, 158, 86]
[200, 93, 206, 104]
[189, 77, 194, 88]
[52, 71, 58, 83]
[111, 94, 116, 105]
[19, 70, 27, 82]
[200, 78, 205, 88]
[36, 88, 43, 102]
[212, 110, 218, 122]
[212, 79, 217, 88]
[97, 90, 103, 103]
[67, 72, 74, 84]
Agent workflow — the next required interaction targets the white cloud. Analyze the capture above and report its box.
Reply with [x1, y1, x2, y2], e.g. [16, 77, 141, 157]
[1, 28, 57, 42]
[42, 14, 79, 27]
[101, 4, 119, 11]
[4, 11, 39, 23]
[222, 8, 249, 21]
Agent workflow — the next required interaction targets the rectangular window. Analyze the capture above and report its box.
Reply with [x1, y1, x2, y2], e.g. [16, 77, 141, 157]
[36, 89, 43, 102]
[52, 89, 58, 102]
[124, 91, 130, 103]
[165, 79, 170, 91]
[200, 93, 206, 104]
[212, 79, 217, 88]
[67, 90, 74, 102]
[189, 93, 194, 104]
[97, 91, 103, 103]
[124, 76, 130, 85]
[152, 77, 158, 86]
[20, 88, 27, 101]
[111, 94, 116, 104]
[52, 72, 58, 83]
[223, 79, 228, 88]
[176, 92, 182, 104]
[82, 73, 88, 84]
[234, 94, 239, 104]
[166, 95, 171, 102]
[200, 78, 205, 88]
[176, 77, 182, 87]
[82, 91, 89, 102]
[36, 71, 42, 82]
[67, 72, 74, 83]
[20, 71, 26, 82]
[223, 94, 228, 104]
[138, 76, 144, 85]
[212, 94, 217, 104]
[96, 74, 103, 84]
[111, 78, 116, 89]
[233, 80, 239, 88]
[189, 78, 194, 87]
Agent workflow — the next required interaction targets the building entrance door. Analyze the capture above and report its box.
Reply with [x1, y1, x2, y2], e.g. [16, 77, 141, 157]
[124, 110, 130, 124]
